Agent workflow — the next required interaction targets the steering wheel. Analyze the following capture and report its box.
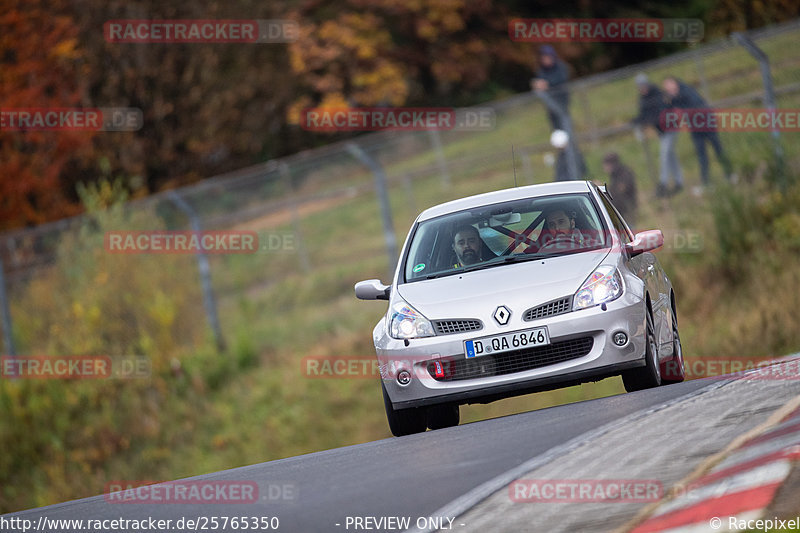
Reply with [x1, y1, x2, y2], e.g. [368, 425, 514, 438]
[538, 232, 581, 252]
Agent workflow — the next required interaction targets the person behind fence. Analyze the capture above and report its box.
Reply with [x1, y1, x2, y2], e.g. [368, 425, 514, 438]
[451, 225, 484, 268]
[662, 76, 733, 187]
[530, 45, 571, 131]
[602, 152, 638, 227]
[550, 129, 587, 182]
[632, 73, 683, 198]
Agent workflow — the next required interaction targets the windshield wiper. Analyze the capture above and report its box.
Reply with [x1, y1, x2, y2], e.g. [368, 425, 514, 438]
[459, 254, 544, 273]
[418, 254, 543, 280]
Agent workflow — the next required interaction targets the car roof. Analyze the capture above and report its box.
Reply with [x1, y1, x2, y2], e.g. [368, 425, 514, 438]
[417, 181, 594, 222]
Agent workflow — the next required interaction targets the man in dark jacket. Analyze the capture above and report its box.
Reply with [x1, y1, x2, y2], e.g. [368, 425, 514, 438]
[633, 73, 683, 197]
[602, 152, 638, 226]
[531, 45, 571, 131]
[663, 76, 732, 186]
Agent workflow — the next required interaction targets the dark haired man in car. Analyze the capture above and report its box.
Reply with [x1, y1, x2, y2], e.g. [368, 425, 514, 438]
[452, 225, 484, 267]
[541, 208, 585, 250]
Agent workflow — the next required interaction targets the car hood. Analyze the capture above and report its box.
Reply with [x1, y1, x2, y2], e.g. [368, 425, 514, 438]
[396, 250, 610, 320]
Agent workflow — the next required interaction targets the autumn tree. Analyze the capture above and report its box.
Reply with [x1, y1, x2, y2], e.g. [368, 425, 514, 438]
[286, 0, 532, 121]
[0, 0, 95, 230]
[70, 0, 301, 192]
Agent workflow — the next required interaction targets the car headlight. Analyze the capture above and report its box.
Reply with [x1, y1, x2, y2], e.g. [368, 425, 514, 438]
[388, 299, 435, 339]
[573, 266, 623, 310]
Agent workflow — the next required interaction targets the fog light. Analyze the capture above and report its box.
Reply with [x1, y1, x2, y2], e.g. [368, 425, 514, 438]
[613, 332, 628, 346]
[397, 370, 412, 386]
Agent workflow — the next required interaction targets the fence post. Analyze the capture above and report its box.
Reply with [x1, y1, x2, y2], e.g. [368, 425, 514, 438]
[693, 49, 711, 102]
[0, 246, 15, 356]
[402, 173, 416, 216]
[578, 85, 599, 148]
[428, 130, 451, 189]
[278, 162, 312, 273]
[167, 191, 225, 352]
[732, 32, 786, 188]
[536, 89, 581, 181]
[345, 143, 398, 279]
[520, 148, 534, 184]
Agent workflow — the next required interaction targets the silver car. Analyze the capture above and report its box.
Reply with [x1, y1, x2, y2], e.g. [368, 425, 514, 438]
[356, 181, 685, 436]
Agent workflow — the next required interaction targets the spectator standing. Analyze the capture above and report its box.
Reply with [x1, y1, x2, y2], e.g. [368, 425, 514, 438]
[632, 73, 683, 197]
[662, 76, 733, 187]
[531, 45, 571, 131]
[602, 152, 638, 226]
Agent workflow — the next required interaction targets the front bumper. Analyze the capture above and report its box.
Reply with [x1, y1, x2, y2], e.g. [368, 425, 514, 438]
[376, 291, 647, 409]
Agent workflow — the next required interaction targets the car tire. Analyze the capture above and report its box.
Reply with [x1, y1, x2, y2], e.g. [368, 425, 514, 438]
[661, 300, 685, 383]
[427, 403, 460, 430]
[382, 382, 427, 437]
[622, 305, 662, 392]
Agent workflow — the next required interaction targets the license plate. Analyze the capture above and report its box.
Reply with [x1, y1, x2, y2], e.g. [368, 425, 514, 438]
[464, 327, 549, 358]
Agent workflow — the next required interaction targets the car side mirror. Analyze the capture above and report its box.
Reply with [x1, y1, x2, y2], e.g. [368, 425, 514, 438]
[626, 230, 664, 257]
[355, 279, 390, 300]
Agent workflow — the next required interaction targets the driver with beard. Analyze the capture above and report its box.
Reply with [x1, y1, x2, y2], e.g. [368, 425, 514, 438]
[541, 206, 585, 250]
[451, 225, 484, 268]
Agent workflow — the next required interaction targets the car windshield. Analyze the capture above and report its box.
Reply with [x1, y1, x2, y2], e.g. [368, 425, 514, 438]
[403, 193, 608, 282]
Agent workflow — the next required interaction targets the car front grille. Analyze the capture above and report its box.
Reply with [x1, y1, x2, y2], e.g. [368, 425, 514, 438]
[432, 319, 483, 335]
[523, 297, 572, 321]
[426, 336, 594, 382]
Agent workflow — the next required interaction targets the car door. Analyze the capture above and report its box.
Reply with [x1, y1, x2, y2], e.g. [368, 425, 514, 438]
[597, 191, 665, 339]
[603, 192, 671, 351]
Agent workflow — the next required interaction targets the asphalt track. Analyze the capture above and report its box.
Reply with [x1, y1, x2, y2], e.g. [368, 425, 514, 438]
[4, 379, 713, 533]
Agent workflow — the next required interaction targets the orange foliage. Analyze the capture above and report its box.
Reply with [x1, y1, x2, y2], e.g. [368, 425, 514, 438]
[287, 0, 523, 114]
[0, 0, 95, 230]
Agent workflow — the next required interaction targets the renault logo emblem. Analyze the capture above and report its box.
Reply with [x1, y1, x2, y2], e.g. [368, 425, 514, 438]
[494, 305, 511, 325]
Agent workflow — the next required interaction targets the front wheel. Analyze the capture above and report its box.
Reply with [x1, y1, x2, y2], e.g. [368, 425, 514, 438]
[661, 301, 685, 383]
[427, 403, 460, 430]
[382, 382, 427, 437]
[622, 306, 662, 392]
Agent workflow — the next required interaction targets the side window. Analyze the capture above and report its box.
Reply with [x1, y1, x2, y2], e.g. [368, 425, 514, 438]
[599, 193, 633, 244]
